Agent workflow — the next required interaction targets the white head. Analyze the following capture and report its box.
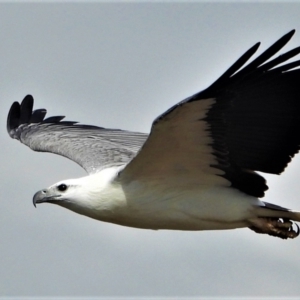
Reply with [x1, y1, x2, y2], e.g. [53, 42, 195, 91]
[32, 168, 124, 220]
[33, 177, 92, 214]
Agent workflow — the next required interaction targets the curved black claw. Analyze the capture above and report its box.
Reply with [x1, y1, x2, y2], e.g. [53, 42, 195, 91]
[292, 222, 300, 238]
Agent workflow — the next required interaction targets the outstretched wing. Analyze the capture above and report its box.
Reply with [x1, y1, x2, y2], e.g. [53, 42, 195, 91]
[7, 95, 148, 174]
[122, 30, 300, 198]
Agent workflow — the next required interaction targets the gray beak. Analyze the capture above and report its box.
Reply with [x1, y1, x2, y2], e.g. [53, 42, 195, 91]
[33, 189, 61, 207]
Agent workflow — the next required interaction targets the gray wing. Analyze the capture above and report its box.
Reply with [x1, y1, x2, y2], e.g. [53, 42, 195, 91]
[7, 95, 148, 174]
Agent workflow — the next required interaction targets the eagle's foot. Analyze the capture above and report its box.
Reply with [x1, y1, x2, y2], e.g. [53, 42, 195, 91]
[249, 218, 300, 239]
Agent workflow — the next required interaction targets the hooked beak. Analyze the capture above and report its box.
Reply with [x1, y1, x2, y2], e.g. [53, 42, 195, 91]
[33, 189, 61, 207]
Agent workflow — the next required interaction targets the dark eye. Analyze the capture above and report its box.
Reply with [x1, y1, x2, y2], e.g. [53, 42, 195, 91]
[57, 184, 67, 192]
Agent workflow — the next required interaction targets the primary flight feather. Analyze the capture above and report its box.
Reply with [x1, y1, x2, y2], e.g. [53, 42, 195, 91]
[8, 30, 300, 239]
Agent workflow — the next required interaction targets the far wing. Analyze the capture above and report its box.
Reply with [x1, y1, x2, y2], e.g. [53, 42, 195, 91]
[7, 95, 148, 174]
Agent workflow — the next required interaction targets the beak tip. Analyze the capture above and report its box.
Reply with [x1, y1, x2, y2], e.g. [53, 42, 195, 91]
[32, 189, 44, 208]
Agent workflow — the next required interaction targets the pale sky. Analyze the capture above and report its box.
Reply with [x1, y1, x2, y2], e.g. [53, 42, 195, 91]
[2, 2, 300, 298]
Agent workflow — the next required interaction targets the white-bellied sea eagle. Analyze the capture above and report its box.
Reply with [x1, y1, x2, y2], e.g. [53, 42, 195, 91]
[7, 30, 300, 239]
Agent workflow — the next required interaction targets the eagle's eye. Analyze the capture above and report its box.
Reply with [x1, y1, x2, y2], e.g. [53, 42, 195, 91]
[57, 184, 67, 192]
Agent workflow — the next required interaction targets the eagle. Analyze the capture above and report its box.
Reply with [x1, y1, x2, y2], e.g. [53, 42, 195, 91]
[7, 30, 300, 239]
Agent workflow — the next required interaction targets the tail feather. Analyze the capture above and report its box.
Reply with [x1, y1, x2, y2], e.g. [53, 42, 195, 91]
[256, 201, 300, 222]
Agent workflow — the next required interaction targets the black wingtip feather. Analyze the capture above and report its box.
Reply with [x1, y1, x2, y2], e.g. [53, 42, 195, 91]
[20, 95, 34, 124]
[43, 116, 66, 123]
[208, 42, 261, 91]
[286, 29, 296, 38]
[30, 109, 47, 123]
[7, 101, 21, 134]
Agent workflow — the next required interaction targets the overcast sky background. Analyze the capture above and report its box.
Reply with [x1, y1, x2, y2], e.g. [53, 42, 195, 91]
[2, 2, 300, 299]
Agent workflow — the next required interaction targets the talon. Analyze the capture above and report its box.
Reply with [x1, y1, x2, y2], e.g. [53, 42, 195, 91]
[249, 218, 300, 239]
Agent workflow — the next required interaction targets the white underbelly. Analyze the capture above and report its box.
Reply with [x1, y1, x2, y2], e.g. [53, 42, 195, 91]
[99, 180, 263, 231]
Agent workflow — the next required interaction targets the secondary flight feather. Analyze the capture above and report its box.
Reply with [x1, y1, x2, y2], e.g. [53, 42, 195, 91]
[7, 30, 300, 239]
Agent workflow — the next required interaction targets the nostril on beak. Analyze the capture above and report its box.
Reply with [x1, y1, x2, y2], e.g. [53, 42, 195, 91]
[42, 190, 47, 194]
